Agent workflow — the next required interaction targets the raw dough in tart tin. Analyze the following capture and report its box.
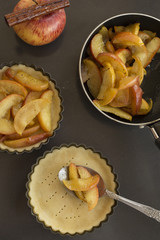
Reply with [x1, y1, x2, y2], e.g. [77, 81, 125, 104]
[0, 62, 63, 154]
[26, 144, 118, 235]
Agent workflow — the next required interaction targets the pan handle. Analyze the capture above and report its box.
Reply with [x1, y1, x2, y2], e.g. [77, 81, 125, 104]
[149, 122, 160, 148]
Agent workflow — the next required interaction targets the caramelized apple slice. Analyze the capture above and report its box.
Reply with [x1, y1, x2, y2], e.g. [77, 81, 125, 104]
[90, 33, 106, 59]
[96, 88, 118, 106]
[130, 45, 148, 67]
[97, 52, 128, 76]
[63, 174, 100, 191]
[3, 132, 51, 148]
[24, 91, 42, 104]
[12, 102, 23, 118]
[99, 26, 109, 42]
[0, 119, 16, 135]
[82, 59, 102, 98]
[114, 23, 140, 35]
[115, 48, 132, 64]
[105, 40, 115, 53]
[110, 88, 130, 107]
[38, 90, 53, 132]
[137, 98, 152, 115]
[0, 94, 24, 118]
[14, 71, 49, 91]
[69, 163, 84, 201]
[118, 76, 139, 90]
[128, 55, 144, 84]
[14, 99, 48, 135]
[77, 166, 99, 211]
[0, 80, 28, 97]
[130, 84, 143, 115]
[138, 31, 151, 44]
[144, 37, 160, 67]
[4, 68, 16, 79]
[97, 62, 115, 99]
[112, 32, 144, 47]
[93, 100, 132, 121]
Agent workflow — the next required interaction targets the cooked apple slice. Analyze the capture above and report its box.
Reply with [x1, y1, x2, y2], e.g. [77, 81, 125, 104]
[93, 100, 132, 121]
[14, 71, 49, 91]
[0, 80, 28, 97]
[144, 37, 160, 67]
[11, 102, 23, 118]
[99, 26, 109, 42]
[3, 125, 40, 141]
[109, 88, 130, 107]
[97, 52, 128, 76]
[138, 31, 151, 44]
[105, 40, 115, 53]
[130, 45, 148, 67]
[112, 32, 144, 47]
[24, 91, 42, 105]
[38, 90, 53, 132]
[90, 33, 106, 59]
[128, 55, 144, 85]
[14, 98, 48, 135]
[0, 92, 6, 101]
[82, 59, 102, 98]
[97, 62, 115, 99]
[69, 163, 84, 201]
[0, 94, 24, 118]
[0, 119, 16, 135]
[114, 23, 140, 35]
[4, 68, 16, 79]
[63, 174, 100, 192]
[77, 166, 99, 211]
[97, 88, 118, 106]
[143, 30, 156, 39]
[115, 48, 132, 64]
[118, 76, 139, 90]
[130, 84, 143, 115]
[3, 132, 51, 148]
[137, 98, 152, 115]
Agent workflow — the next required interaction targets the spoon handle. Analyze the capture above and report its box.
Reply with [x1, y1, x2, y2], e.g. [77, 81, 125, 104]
[105, 189, 160, 222]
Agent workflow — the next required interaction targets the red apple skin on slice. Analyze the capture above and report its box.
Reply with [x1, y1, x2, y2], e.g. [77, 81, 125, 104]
[13, 0, 66, 46]
[112, 32, 144, 47]
[3, 132, 51, 148]
[0, 80, 28, 97]
[130, 84, 143, 115]
[0, 94, 24, 118]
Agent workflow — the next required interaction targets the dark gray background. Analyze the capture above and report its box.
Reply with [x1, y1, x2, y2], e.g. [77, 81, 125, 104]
[0, 0, 160, 239]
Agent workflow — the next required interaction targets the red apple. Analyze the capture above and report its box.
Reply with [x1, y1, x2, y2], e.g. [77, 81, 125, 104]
[13, 0, 66, 46]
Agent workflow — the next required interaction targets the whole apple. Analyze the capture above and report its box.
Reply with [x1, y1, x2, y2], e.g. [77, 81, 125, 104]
[13, 0, 66, 46]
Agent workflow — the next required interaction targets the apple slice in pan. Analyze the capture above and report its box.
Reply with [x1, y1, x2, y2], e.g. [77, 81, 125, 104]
[97, 52, 128, 76]
[0, 94, 24, 118]
[114, 23, 140, 35]
[14, 98, 48, 135]
[144, 37, 160, 67]
[38, 90, 54, 132]
[90, 33, 106, 59]
[82, 59, 102, 98]
[130, 84, 143, 116]
[112, 32, 144, 47]
[14, 71, 49, 91]
[128, 55, 144, 85]
[118, 76, 139, 90]
[0, 80, 28, 97]
[96, 88, 118, 106]
[109, 88, 130, 108]
[115, 48, 132, 64]
[129, 45, 148, 67]
[137, 98, 153, 115]
[105, 40, 115, 53]
[97, 62, 115, 99]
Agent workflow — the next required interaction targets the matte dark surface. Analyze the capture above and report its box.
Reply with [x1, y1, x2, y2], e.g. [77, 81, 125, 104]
[0, 1, 160, 240]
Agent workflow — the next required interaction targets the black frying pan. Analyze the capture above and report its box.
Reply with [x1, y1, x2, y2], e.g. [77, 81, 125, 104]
[79, 13, 160, 148]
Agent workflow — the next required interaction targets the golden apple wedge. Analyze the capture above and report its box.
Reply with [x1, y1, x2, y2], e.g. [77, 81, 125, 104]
[128, 55, 144, 84]
[11, 102, 23, 118]
[0, 119, 16, 135]
[0, 80, 28, 97]
[63, 174, 100, 192]
[82, 59, 102, 98]
[97, 62, 115, 99]
[144, 37, 160, 67]
[115, 48, 132, 64]
[112, 32, 144, 47]
[137, 98, 152, 115]
[69, 163, 84, 201]
[93, 99, 132, 121]
[90, 33, 106, 59]
[3, 132, 51, 148]
[97, 52, 128, 76]
[129, 45, 148, 67]
[24, 91, 42, 105]
[14, 98, 48, 135]
[110, 88, 130, 107]
[38, 90, 53, 132]
[97, 88, 118, 106]
[105, 40, 115, 53]
[0, 94, 24, 118]
[118, 76, 139, 90]
[77, 166, 99, 211]
[14, 71, 49, 91]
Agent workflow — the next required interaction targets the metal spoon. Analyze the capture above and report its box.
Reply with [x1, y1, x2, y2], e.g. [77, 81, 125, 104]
[58, 166, 160, 222]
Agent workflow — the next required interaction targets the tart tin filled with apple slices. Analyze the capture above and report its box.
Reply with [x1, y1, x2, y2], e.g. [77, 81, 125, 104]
[79, 13, 160, 147]
[26, 144, 118, 235]
[0, 62, 63, 153]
